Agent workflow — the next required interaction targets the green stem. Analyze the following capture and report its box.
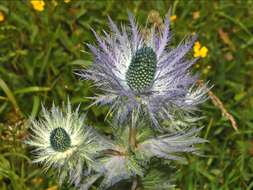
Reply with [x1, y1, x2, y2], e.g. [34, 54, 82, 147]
[129, 108, 138, 189]
[129, 108, 138, 151]
[131, 176, 138, 190]
[129, 125, 137, 150]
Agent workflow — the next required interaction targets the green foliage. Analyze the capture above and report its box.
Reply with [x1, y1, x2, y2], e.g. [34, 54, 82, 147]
[0, 0, 253, 189]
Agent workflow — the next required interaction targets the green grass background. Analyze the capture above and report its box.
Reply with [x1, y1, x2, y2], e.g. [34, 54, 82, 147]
[0, 0, 253, 189]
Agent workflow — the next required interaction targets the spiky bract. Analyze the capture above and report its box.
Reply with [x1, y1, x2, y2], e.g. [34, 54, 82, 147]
[26, 103, 110, 185]
[78, 126, 205, 190]
[79, 13, 208, 130]
[137, 127, 206, 161]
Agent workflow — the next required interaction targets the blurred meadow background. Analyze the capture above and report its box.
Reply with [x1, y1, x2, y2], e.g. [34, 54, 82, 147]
[0, 0, 253, 189]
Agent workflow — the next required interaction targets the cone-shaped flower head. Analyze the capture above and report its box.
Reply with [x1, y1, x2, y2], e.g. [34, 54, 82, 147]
[26, 102, 109, 185]
[50, 127, 71, 152]
[126, 46, 157, 92]
[79, 13, 208, 129]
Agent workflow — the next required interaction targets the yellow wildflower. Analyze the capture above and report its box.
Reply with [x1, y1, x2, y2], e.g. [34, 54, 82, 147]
[193, 41, 208, 58]
[64, 0, 71, 3]
[199, 46, 208, 57]
[0, 11, 5, 22]
[170, 15, 177, 22]
[193, 41, 201, 51]
[30, 0, 45, 12]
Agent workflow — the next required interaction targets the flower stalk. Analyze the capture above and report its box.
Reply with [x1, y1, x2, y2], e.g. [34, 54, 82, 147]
[131, 176, 138, 190]
[129, 125, 137, 151]
[129, 108, 139, 190]
[129, 108, 138, 151]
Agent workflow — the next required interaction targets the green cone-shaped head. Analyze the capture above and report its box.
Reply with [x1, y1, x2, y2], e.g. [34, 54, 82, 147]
[126, 47, 157, 93]
[50, 127, 71, 152]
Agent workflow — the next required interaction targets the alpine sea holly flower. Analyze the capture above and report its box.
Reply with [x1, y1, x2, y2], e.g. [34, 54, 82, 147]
[26, 102, 109, 185]
[79, 13, 208, 130]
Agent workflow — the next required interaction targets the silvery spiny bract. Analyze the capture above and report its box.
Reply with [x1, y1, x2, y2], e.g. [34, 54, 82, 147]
[79, 13, 208, 129]
[26, 103, 112, 186]
[78, 124, 205, 190]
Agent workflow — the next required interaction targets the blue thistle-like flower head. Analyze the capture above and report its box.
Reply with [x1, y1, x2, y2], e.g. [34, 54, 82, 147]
[79, 13, 208, 130]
